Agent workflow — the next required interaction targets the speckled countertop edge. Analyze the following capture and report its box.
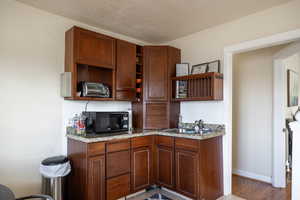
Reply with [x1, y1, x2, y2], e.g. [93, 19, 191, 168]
[66, 126, 225, 143]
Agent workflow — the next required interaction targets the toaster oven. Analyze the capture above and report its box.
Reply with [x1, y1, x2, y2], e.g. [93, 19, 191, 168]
[79, 82, 110, 98]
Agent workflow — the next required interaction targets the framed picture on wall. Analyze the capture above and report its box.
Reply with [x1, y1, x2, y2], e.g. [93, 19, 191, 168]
[207, 60, 221, 73]
[191, 63, 208, 74]
[176, 63, 190, 76]
[288, 69, 299, 107]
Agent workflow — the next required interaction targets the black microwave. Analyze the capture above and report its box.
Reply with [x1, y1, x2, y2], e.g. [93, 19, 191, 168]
[83, 112, 129, 134]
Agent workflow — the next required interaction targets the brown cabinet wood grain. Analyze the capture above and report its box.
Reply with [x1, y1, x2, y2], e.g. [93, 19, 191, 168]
[116, 40, 136, 101]
[133, 46, 180, 130]
[75, 27, 116, 69]
[65, 26, 116, 101]
[88, 155, 106, 200]
[107, 150, 131, 178]
[144, 46, 168, 101]
[107, 174, 130, 200]
[67, 135, 223, 200]
[144, 102, 169, 129]
[156, 145, 174, 189]
[175, 149, 199, 199]
[131, 146, 152, 192]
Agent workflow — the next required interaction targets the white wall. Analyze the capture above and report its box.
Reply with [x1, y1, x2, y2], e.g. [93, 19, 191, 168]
[0, 0, 146, 197]
[232, 46, 285, 182]
[167, 0, 300, 124]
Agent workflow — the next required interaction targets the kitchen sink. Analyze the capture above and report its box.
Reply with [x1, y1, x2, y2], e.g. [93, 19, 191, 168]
[162, 127, 213, 135]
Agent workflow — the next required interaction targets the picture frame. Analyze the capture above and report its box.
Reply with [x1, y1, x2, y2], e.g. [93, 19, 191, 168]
[207, 60, 221, 73]
[191, 63, 208, 74]
[176, 63, 190, 76]
[288, 69, 299, 107]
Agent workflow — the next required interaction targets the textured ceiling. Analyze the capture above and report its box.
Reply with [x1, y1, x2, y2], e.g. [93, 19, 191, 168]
[18, 0, 291, 43]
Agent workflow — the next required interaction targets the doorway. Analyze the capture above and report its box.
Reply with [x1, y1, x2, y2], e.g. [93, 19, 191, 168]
[222, 28, 300, 200]
[230, 42, 300, 199]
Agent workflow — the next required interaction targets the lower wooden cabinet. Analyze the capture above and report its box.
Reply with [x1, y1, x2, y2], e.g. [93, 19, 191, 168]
[88, 155, 106, 200]
[107, 174, 130, 200]
[175, 149, 199, 199]
[131, 146, 152, 192]
[156, 145, 174, 189]
[67, 136, 223, 200]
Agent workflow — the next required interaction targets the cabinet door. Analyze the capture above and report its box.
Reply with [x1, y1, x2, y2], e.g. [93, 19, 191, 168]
[156, 145, 174, 189]
[116, 40, 137, 100]
[144, 102, 168, 129]
[88, 155, 105, 200]
[131, 147, 151, 192]
[144, 46, 168, 101]
[75, 27, 116, 68]
[175, 150, 199, 199]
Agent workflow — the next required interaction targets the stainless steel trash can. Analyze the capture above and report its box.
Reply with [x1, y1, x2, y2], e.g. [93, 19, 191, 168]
[40, 156, 71, 200]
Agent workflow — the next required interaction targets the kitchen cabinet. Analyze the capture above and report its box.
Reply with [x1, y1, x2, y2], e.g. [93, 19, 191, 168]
[107, 174, 130, 200]
[65, 26, 116, 101]
[131, 146, 152, 192]
[116, 39, 137, 101]
[106, 139, 131, 200]
[144, 46, 168, 101]
[88, 155, 106, 200]
[133, 46, 181, 129]
[67, 135, 223, 200]
[156, 145, 174, 189]
[75, 26, 116, 68]
[175, 149, 199, 199]
[144, 102, 169, 129]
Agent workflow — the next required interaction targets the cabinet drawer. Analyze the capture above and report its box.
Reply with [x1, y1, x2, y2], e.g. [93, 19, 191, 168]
[107, 174, 130, 200]
[157, 136, 174, 147]
[106, 139, 130, 153]
[132, 136, 153, 149]
[107, 150, 131, 178]
[175, 138, 199, 152]
[87, 142, 105, 156]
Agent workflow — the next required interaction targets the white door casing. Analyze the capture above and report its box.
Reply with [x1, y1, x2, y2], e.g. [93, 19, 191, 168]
[272, 58, 286, 188]
[223, 28, 300, 198]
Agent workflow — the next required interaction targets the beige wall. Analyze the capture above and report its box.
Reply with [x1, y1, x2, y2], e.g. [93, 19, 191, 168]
[232, 46, 285, 180]
[0, 0, 146, 196]
[167, 0, 300, 124]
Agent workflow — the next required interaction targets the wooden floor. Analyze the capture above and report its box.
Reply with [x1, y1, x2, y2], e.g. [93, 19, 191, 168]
[232, 175, 291, 200]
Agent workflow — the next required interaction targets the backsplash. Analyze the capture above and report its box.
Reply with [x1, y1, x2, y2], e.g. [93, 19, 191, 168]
[62, 101, 131, 154]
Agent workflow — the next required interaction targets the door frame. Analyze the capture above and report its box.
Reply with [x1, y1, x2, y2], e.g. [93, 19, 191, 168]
[222, 28, 300, 197]
[272, 41, 300, 187]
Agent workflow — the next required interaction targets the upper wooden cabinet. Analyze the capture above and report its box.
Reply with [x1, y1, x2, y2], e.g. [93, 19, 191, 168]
[144, 46, 168, 101]
[116, 40, 137, 101]
[65, 26, 116, 101]
[133, 46, 181, 129]
[72, 26, 116, 69]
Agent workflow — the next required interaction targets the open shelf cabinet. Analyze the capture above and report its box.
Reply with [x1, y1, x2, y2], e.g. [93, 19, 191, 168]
[171, 72, 223, 101]
[135, 45, 143, 102]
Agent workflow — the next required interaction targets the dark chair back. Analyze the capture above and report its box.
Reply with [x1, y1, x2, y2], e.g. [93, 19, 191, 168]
[0, 184, 15, 200]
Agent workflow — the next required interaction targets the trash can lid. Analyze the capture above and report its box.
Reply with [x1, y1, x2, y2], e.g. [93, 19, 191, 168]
[42, 156, 69, 166]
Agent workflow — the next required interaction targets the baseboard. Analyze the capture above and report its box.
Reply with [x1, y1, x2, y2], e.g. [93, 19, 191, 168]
[233, 169, 272, 183]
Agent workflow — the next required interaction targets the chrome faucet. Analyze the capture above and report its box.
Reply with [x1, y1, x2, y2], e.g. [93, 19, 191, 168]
[194, 120, 205, 134]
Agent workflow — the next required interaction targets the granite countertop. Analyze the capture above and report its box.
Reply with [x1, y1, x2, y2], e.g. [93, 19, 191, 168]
[66, 124, 225, 143]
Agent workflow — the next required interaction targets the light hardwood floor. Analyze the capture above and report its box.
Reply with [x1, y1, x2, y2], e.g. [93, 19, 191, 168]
[232, 175, 291, 200]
